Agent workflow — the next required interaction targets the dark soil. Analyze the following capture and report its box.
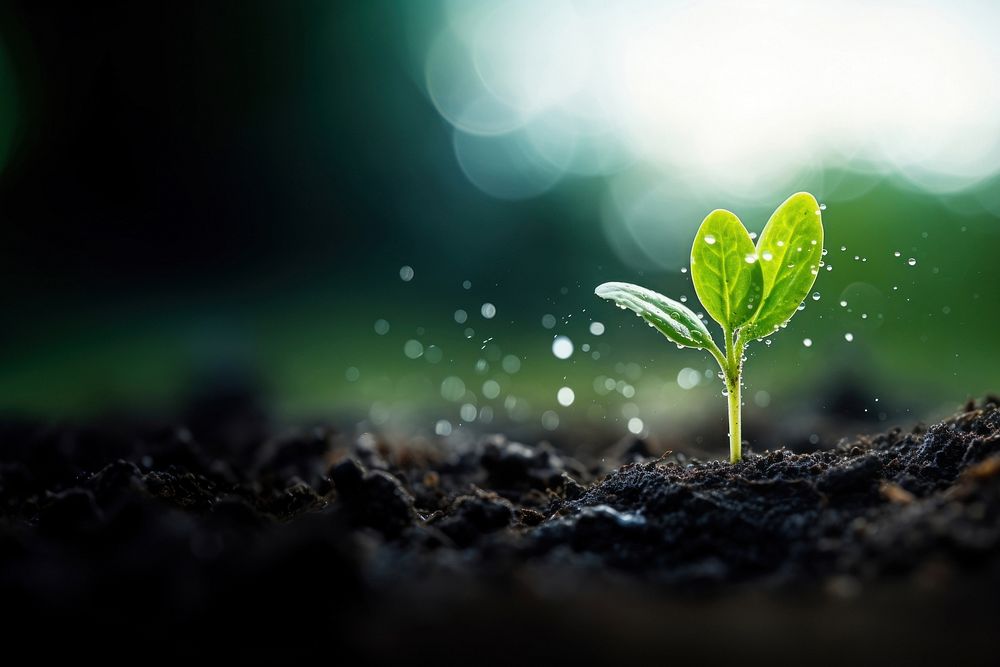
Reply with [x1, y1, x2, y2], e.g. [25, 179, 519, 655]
[2, 395, 1000, 663]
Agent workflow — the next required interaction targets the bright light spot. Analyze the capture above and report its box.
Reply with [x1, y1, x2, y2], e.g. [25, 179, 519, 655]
[557, 386, 575, 406]
[627, 417, 644, 435]
[454, 309, 468, 324]
[481, 302, 497, 318]
[541, 313, 556, 329]
[435, 419, 452, 436]
[844, 332, 855, 342]
[502, 354, 521, 374]
[422, 1, 1000, 207]
[552, 335, 574, 359]
[441, 376, 466, 401]
[374, 319, 390, 335]
[803, 338, 813, 347]
[399, 265, 414, 282]
[404, 340, 424, 359]
[482, 380, 501, 399]
[460, 403, 478, 422]
[589, 321, 605, 336]
[542, 410, 560, 430]
[677, 367, 701, 390]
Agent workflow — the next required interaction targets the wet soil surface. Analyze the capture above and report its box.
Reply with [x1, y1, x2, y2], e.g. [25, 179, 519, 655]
[2, 395, 999, 663]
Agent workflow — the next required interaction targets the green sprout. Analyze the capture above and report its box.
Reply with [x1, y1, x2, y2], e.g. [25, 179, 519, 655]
[596, 192, 825, 463]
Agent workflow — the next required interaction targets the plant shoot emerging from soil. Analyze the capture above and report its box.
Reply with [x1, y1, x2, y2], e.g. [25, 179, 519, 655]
[596, 193, 825, 463]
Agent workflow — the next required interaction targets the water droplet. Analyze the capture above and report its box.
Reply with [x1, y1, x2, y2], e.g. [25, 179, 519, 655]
[374, 319, 390, 335]
[820, 204, 827, 211]
[552, 336, 573, 360]
[745, 253, 758, 264]
[680, 295, 688, 303]
[844, 333, 854, 342]
[681, 267, 688, 274]
[541, 410, 559, 431]
[761, 251, 774, 261]
[704, 235, 717, 245]
[434, 419, 452, 436]
[462, 280, 472, 290]
[803, 338, 812, 347]
[627, 417, 644, 435]
[893, 251, 901, 257]
[776, 240, 785, 247]
[589, 321, 605, 336]
[454, 309, 468, 324]
[345, 366, 360, 382]
[907, 257, 917, 266]
[811, 292, 821, 301]
[764, 339, 772, 346]
[677, 367, 701, 390]
[541, 314, 556, 329]
[557, 387, 575, 407]
[840, 300, 848, 307]
[840, 245, 847, 251]
[481, 303, 496, 319]
[399, 265, 414, 282]
[749, 232, 758, 240]
[502, 354, 521, 374]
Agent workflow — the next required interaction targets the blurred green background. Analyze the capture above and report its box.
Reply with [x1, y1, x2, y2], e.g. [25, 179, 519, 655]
[0, 1, 997, 454]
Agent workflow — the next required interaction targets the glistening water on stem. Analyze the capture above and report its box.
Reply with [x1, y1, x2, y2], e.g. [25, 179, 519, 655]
[595, 192, 825, 463]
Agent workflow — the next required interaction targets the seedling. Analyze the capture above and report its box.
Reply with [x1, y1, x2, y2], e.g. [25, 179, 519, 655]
[596, 192, 824, 463]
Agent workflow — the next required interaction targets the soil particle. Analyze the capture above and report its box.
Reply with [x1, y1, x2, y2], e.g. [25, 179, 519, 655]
[2, 396, 1000, 661]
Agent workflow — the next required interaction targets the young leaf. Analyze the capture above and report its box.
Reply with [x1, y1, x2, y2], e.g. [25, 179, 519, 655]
[690, 209, 764, 330]
[594, 282, 715, 350]
[744, 192, 824, 339]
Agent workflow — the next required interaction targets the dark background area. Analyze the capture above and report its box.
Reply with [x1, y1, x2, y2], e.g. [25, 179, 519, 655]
[0, 1, 996, 458]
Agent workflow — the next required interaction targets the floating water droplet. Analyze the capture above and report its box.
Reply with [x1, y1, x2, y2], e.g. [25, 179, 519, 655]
[811, 292, 821, 301]
[893, 251, 901, 257]
[680, 295, 687, 302]
[345, 366, 360, 382]
[454, 309, 468, 324]
[840, 245, 847, 251]
[541, 314, 556, 329]
[764, 339, 772, 346]
[907, 257, 917, 266]
[844, 333, 854, 342]
[749, 232, 758, 240]
[589, 321, 605, 336]
[399, 265, 414, 282]
[557, 387, 575, 407]
[434, 420, 452, 436]
[704, 235, 717, 245]
[460, 403, 477, 422]
[840, 300, 848, 307]
[462, 280, 471, 290]
[820, 204, 827, 211]
[481, 302, 496, 319]
[552, 336, 573, 359]
[803, 338, 812, 347]
[374, 319, 390, 335]
[681, 267, 688, 274]
[627, 417, 644, 435]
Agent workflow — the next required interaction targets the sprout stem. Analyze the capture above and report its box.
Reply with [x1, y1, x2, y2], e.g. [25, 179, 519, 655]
[722, 328, 745, 463]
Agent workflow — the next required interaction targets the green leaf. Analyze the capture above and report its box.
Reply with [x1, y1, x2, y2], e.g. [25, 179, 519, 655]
[594, 281, 715, 350]
[744, 192, 824, 340]
[690, 209, 764, 330]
